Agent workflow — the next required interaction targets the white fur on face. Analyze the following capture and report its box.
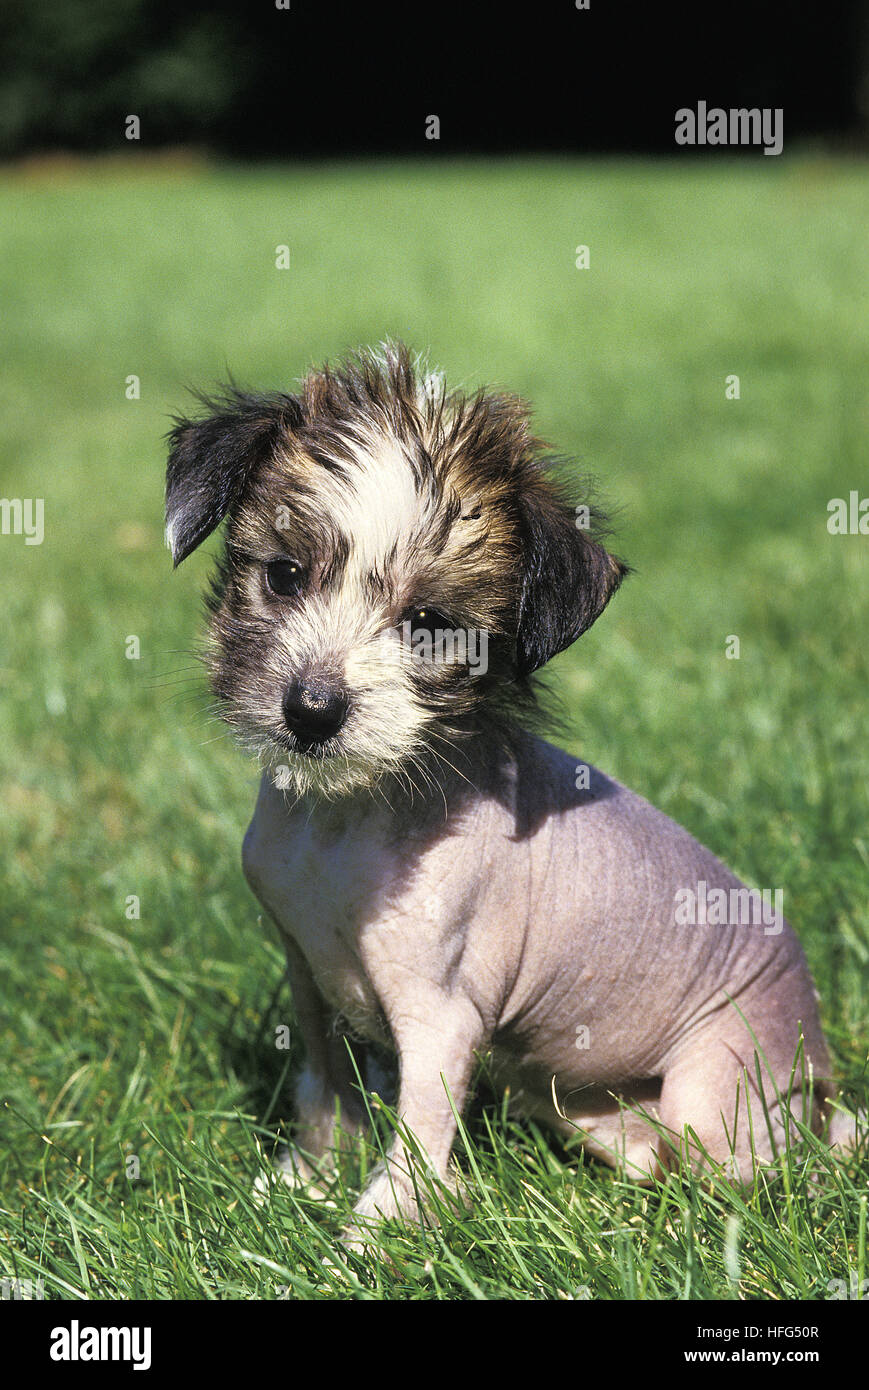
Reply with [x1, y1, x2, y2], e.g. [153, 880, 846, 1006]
[230, 429, 455, 799]
[315, 425, 439, 576]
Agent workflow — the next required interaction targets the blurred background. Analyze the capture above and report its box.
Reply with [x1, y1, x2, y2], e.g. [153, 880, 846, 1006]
[2, 0, 869, 158]
[1, 0, 867, 1299]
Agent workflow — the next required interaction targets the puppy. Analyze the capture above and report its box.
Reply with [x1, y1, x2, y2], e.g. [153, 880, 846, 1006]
[165, 343, 856, 1239]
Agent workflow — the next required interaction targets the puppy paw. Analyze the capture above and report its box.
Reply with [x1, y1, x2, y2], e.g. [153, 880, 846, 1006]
[252, 1146, 336, 1206]
[337, 1162, 417, 1252]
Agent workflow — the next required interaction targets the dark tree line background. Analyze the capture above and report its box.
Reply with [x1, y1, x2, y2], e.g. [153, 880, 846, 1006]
[1, 0, 868, 159]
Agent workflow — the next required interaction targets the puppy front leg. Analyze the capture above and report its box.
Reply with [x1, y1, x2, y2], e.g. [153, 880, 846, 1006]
[346, 995, 486, 1240]
[275, 935, 367, 1184]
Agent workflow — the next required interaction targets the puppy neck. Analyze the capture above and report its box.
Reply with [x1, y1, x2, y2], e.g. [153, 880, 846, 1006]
[286, 720, 525, 834]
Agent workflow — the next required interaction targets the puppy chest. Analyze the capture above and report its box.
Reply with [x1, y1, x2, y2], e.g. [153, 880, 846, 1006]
[244, 813, 395, 1034]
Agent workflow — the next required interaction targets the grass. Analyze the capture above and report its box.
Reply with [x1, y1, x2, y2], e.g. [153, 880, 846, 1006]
[0, 153, 867, 1300]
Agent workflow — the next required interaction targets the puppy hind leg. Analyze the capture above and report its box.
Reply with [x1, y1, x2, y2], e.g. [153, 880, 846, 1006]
[657, 1022, 827, 1184]
[815, 1078, 866, 1155]
[557, 1083, 667, 1183]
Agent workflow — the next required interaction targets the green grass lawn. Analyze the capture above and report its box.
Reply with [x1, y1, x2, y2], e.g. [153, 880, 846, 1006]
[1, 154, 867, 1300]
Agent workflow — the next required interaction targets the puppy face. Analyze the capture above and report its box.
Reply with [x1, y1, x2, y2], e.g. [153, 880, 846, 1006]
[165, 344, 625, 797]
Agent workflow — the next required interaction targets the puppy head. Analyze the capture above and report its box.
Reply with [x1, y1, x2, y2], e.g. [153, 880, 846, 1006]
[165, 344, 625, 797]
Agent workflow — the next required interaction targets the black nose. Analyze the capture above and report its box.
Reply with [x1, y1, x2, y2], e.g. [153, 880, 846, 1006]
[282, 679, 348, 745]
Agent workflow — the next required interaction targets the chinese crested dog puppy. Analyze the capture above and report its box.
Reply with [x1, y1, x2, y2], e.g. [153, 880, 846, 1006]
[165, 343, 856, 1242]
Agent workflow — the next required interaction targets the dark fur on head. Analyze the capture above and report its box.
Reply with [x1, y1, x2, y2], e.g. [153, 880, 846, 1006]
[165, 343, 626, 797]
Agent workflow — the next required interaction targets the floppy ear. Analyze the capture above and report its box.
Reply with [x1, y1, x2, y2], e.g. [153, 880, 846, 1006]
[515, 485, 627, 676]
[164, 388, 302, 566]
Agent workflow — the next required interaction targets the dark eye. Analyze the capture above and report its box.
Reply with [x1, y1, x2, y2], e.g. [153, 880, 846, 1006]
[401, 606, 452, 634]
[265, 559, 307, 597]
